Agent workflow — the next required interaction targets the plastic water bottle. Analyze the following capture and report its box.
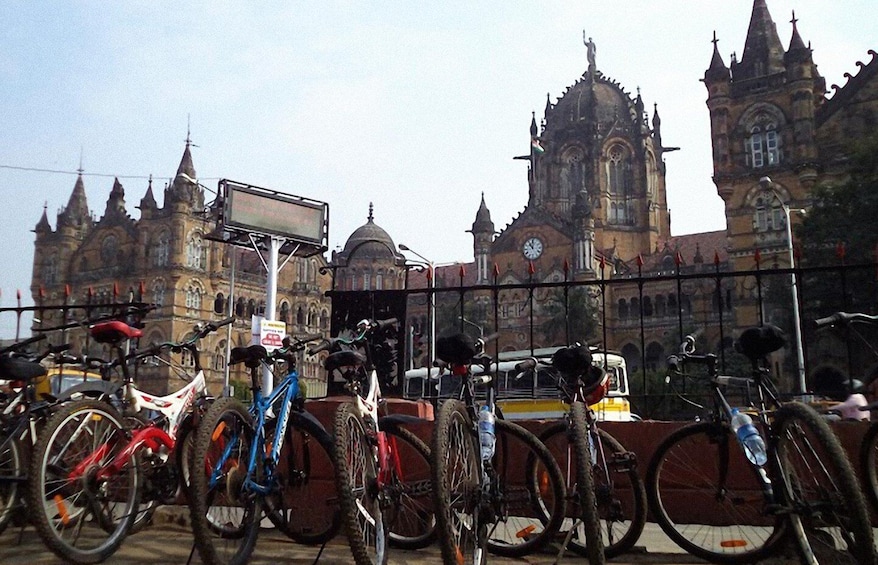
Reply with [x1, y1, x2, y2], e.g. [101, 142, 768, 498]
[730, 408, 767, 466]
[478, 405, 496, 461]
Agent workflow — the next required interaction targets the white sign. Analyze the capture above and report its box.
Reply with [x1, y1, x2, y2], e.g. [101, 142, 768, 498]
[251, 316, 287, 352]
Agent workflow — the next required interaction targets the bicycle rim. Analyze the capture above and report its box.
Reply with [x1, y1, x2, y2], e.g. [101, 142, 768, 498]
[334, 402, 387, 565]
[432, 400, 485, 565]
[488, 418, 566, 558]
[29, 399, 139, 564]
[774, 401, 876, 564]
[264, 412, 339, 545]
[189, 396, 260, 565]
[645, 421, 784, 564]
[381, 423, 436, 550]
[0, 434, 24, 535]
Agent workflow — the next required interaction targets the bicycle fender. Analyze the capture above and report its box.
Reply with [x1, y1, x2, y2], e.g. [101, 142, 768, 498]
[56, 380, 122, 402]
[379, 413, 426, 428]
[291, 410, 329, 434]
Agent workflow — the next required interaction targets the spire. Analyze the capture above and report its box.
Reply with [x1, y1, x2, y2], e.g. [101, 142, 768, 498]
[470, 192, 495, 234]
[175, 139, 196, 181]
[367, 202, 374, 223]
[57, 173, 91, 228]
[705, 31, 731, 83]
[652, 103, 662, 146]
[530, 111, 538, 137]
[544, 92, 552, 117]
[139, 175, 157, 211]
[784, 11, 811, 64]
[102, 177, 127, 219]
[735, 0, 785, 80]
[35, 203, 51, 233]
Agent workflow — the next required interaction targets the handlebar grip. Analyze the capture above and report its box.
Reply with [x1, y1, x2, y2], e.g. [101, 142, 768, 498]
[307, 339, 332, 355]
[375, 318, 398, 330]
[666, 355, 681, 371]
[480, 332, 501, 345]
[813, 313, 843, 328]
[298, 333, 324, 344]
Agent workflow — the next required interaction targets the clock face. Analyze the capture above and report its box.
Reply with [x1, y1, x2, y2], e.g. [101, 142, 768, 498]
[522, 237, 543, 260]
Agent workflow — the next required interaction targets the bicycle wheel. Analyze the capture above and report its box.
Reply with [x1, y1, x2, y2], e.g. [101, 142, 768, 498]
[774, 401, 876, 564]
[334, 401, 387, 565]
[645, 421, 786, 564]
[381, 421, 435, 550]
[0, 433, 25, 535]
[28, 399, 140, 564]
[264, 411, 340, 545]
[539, 421, 646, 558]
[432, 399, 485, 565]
[858, 421, 878, 514]
[123, 410, 157, 535]
[488, 417, 566, 558]
[189, 396, 261, 565]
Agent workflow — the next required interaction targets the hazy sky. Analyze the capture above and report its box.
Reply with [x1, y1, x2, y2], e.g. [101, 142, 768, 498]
[0, 1, 874, 338]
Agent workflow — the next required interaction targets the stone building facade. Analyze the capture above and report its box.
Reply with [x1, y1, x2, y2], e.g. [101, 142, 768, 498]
[31, 142, 332, 395]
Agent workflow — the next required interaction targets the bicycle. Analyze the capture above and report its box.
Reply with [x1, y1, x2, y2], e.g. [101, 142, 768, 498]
[27, 315, 234, 564]
[645, 325, 876, 564]
[517, 344, 645, 562]
[431, 332, 566, 565]
[811, 312, 878, 512]
[0, 334, 75, 534]
[188, 334, 341, 565]
[311, 317, 435, 565]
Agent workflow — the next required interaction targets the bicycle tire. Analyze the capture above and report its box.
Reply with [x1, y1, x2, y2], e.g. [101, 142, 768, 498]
[432, 399, 486, 565]
[264, 411, 340, 545]
[568, 402, 605, 564]
[27, 398, 140, 564]
[645, 421, 786, 564]
[334, 401, 388, 565]
[774, 401, 876, 564]
[380, 421, 436, 550]
[123, 410, 157, 535]
[0, 433, 25, 535]
[188, 395, 261, 565]
[858, 420, 878, 515]
[487, 417, 566, 558]
[538, 421, 646, 558]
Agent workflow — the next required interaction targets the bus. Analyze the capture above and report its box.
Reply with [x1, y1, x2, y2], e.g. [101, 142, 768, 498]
[402, 346, 633, 422]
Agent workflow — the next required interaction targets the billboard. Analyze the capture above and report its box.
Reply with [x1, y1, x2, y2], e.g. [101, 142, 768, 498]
[223, 181, 326, 244]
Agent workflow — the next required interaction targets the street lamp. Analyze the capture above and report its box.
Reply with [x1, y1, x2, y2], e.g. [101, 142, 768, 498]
[759, 176, 806, 394]
[399, 244, 436, 368]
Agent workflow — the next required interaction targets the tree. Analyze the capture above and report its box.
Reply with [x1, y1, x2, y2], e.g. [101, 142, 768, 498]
[540, 286, 599, 346]
[797, 135, 878, 316]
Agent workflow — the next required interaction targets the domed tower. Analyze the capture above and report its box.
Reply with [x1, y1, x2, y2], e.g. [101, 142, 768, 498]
[331, 204, 407, 291]
[505, 34, 669, 272]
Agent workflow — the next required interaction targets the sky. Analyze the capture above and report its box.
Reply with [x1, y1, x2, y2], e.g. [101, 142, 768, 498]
[0, 1, 874, 338]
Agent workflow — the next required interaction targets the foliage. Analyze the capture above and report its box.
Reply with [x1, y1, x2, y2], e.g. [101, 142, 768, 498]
[540, 287, 599, 346]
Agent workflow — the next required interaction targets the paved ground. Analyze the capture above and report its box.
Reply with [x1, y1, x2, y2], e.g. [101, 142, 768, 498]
[0, 508, 817, 565]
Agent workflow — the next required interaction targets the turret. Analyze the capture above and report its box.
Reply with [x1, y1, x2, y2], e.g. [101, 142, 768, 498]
[731, 0, 785, 81]
[469, 193, 495, 283]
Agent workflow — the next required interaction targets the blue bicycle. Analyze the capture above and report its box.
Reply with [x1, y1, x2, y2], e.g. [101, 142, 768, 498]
[188, 335, 339, 565]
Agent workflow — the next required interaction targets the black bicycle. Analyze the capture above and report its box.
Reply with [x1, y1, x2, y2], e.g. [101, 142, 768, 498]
[646, 326, 875, 564]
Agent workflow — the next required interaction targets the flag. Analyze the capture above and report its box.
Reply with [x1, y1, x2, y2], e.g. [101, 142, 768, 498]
[531, 137, 545, 154]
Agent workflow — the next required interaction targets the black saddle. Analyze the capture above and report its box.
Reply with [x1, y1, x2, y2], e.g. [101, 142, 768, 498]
[735, 325, 787, 362]
[0, 356, 47, 382]
[229, 345, 268, 369]
[436, 334, 477, 365]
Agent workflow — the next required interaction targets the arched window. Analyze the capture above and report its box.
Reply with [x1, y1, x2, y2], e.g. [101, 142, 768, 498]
[752, 196, 785, 232]
[279, 301, 290, 323]
[235, 297, 245, 317]
[43, 254, 58, 285]
[214, 340, 227, 371]
[376, 273, 384, 290]
[668, 293, 678, 315]
[618, 299, 629, 321]
[655, 295, 666, 317]
[643, 296, 653, 317]
[607, 145, 627, 195]
[186, 232, 206, 270]
[101, 235, 118, 265]
[185, 283, 203, 314]
[321, 309, 329, 330]
[296, 306, 304, 325]
[362, 271, 371, 291]
[246, 299, 255, 318]
[743, 109, 782, 168]
[153, 231, 170, 267]
[151, 279, 166, 306]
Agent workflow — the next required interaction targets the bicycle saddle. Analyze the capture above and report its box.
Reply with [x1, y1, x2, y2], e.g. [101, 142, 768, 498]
[0, 356, 47, 382]
[325, 350, 366, 373]
[230, 345, 268, 369]
[735, 325, 787, 361]
[89, 320, 143, 344]
[436, 334, 476, 365]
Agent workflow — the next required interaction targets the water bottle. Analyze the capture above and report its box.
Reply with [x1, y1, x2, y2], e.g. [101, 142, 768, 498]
[478, 405, 496, 461]
[730, 408, 767, 466]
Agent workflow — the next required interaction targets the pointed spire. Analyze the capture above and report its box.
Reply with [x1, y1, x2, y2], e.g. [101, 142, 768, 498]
[367, 202, 374, 223]
[58, 172, 91, 228]
[544, 92, 552, 117]
[788, 11, 806, 50]
[784, 10, 811, 65]
[736, 0, 785, 80]
[471, 192, 494, 234]
[530, 111, 538, 137]
[175, 140, 196, 181]
[102, 177, 127, 219]
[35, 202, 52, 233]
[139, 175, 157, 211]
[705, 31, 730, 83]
[652, 103, 663, 145]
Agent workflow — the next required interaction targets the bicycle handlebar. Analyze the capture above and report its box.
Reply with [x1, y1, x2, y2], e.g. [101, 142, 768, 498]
[308, 318, 398, 354]
[0, 334, 47, 356]
[813, 312, 878, 329]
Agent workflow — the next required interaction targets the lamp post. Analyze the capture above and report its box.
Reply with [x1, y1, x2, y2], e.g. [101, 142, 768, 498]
[759, 176, 806, 394]
[399, 244, 436, 368]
